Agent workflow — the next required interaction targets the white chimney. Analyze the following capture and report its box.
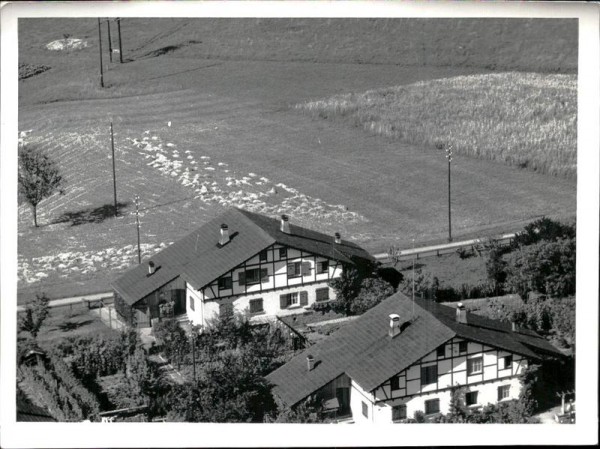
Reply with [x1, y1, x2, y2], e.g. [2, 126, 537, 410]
[219, 223, 230, 245]
[334, 232, 341, 244]
[148, 261, 155, 275]
[456, 303, 468, 324]
[306, 355, 315, 371]
[511, 321, 519, 332]
[280, 215, 290, 234]
[389, 314, 401, 338]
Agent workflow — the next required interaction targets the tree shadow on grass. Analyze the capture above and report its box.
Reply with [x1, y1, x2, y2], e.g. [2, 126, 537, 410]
[57, 320, 94, 332]
[53, 202, 129, 227]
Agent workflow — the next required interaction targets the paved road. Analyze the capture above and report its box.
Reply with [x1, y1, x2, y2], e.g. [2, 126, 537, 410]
[16, 291, 113, 312]
[374, 233, 515, 262]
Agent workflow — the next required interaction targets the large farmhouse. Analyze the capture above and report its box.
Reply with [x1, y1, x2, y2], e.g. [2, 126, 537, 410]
[266, 293, 563, 423]
[112, 208, 374, 328]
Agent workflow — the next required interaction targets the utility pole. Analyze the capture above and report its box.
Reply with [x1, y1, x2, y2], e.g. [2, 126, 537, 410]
[445, 145, 453, 242]
[97, 18, 104, 87]
[412, 238, 415, 318]
[117, 18, 123, 63]
[107, 19, 113, 63]
[134, 195, 142, 264]
[110, 122, 118, 216]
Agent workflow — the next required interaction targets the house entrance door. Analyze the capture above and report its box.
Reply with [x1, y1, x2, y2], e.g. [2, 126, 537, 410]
[336, 387, 351, 417]
[173, 289, 186, 315]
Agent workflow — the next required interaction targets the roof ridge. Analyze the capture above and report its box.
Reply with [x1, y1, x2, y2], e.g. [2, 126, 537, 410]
[232, 207, 281, 244]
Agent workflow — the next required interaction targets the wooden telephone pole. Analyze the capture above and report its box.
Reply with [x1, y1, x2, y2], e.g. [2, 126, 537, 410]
[445, 145, 453, 242]
[97, 18, 104, 87]
[116, 18, 124, 63]
[134, 195, 142, 264]
[107, 19, 113, 63]
[110, 122, 118, 216]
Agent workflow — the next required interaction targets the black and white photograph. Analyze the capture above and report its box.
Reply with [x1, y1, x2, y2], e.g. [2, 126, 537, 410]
[1, 1, 598, 447]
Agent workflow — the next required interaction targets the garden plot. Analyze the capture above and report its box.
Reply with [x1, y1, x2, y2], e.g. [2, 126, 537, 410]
[18, 242, 172, 285]
[128, 132, 366, 227]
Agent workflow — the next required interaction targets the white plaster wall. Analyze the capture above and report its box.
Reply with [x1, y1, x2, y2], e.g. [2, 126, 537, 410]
[350, 380, 374, 423]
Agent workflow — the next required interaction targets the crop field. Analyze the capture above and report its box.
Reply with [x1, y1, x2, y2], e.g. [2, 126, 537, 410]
[16, 18, 577, 302]
[294, 73, 577, 178]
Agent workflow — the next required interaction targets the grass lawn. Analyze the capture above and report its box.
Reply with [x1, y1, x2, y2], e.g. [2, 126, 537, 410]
[18, 303, 118, 345]
[15, 18, 577, 302]
[394, 251, 490, 290]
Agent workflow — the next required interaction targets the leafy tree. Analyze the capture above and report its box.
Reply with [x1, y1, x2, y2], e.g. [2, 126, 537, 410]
[349, 277, 395, 315]
[329, 268, 363, 315]
[512, 217, 575, 248]
[267, 396, 324, 423]
[504, 238, 575, 299]
[18, 144, 65, 227]
[18, 293, 50, 339]
[400, 268, 434, 300]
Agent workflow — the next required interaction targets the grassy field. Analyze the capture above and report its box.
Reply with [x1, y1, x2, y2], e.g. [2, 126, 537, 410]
[18, 303, 117, 346]
[16, 18, 577, 302]
[294, 73, 577, 178]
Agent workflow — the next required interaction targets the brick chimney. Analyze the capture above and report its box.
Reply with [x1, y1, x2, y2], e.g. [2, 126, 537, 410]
[280, 215, 290, 234]
[219, 223, 230, 245]
[456, 303, 467, 324]
[306, 355, 315, 371]
[334, 232, 341, 244]
[389, 314, 401, 338]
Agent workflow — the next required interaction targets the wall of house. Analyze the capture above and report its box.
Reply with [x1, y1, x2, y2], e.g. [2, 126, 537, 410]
[372, 375, 523, 422]
[186, 243, 344, 327]
[358, 337, 528, 422]
[372, 338, 526, 402]
[350, 380, 376, 423]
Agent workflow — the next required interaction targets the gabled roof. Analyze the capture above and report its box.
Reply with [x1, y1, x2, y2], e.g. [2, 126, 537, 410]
[266, 293, 564, 407]
[112, 208, 373, 305]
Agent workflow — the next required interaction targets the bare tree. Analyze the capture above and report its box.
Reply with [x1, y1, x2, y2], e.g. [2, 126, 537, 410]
[18, 144, 65, 227]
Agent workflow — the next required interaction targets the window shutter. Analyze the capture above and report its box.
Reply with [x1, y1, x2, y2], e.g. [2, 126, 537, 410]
[300, 291, 308, 306]
[238, 271, 246, 286]
[260, 268, 268, 281]
[301, 262, 311, 276]
[280, 294, 288, 309]
[287, 263, 295, 277]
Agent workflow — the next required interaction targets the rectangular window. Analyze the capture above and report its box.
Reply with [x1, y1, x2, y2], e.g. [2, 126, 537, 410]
[421, 365, 438, 386]
[458, 341, 468, 353]
[466, 391, 478, 406]
[218, 276, 232, 290]
[436, 345, 445, 358]
[467, 357, 483, 375]
[317, 260, 329, 274]
[392, 404, 407, 421]
[424, 398, 440, 415]
[249, 298, 264, 314]
[362, 401, 368, 418]
[316, 287, 330, 302]
[259, 250, 268, 262]
[502, 355, 513, 370]
[498, 385, 510, 401]
[390, 376, 400, 391]
[189, 295, 195, 311]
[279, 247, 287, 259]
[219, 303, 233, 318]
[241, 268, 268, 285]
[287, 262, 302, 278]
[280, 292, 299, 309]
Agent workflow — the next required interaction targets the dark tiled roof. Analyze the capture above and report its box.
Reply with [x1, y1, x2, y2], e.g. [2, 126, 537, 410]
[266, 293, 564, 406]
[17, 388, 56, 422]
[112, 208, 373, 305]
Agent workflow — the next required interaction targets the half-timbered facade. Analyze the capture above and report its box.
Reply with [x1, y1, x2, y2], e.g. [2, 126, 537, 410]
[266, 293, 564, 423]
[112, 208, 373, 328]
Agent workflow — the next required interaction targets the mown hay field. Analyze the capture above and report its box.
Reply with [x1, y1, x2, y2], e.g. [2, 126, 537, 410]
[16, 18, 577, 302]
[294, 73, 577, 178]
